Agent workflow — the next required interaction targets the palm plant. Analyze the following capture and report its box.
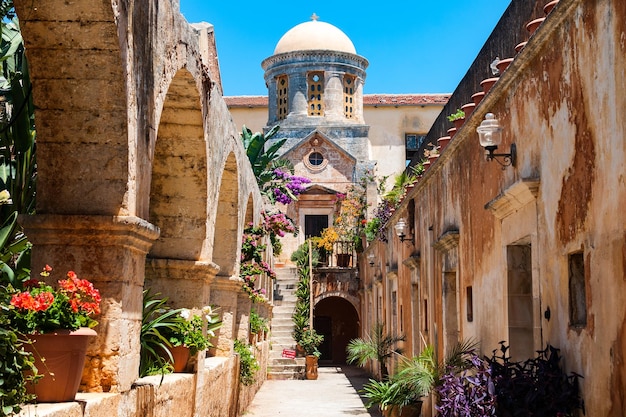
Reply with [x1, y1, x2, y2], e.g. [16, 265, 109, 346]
[390, 338, 479, 400]
[346, 322, 405, 379]
[0, 2, 36, 286]
[240, 124, 283, 179]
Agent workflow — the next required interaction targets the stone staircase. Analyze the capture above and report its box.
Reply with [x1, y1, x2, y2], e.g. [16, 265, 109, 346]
[267, 266, 305, 380]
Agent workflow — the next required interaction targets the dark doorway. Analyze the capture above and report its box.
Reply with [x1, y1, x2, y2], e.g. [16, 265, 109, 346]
[314, 297, 359, 364]
[305, 214, 328, 238]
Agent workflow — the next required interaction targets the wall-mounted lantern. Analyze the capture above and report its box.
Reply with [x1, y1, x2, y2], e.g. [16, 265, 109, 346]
[394, 218, 412, 243]
[367, 252, 375, 267]
[476, 113, 516, 168]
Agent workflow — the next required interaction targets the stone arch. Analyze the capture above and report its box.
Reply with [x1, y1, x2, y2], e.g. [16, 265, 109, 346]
[149, 68, 206, 260]
[213, 152, 240, 276]
[314, 290, 360, 312]
[314, 295, 360, 364]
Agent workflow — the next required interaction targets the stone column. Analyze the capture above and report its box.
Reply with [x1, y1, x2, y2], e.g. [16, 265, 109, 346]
[210, 276, 244, 356]
[145, 259, 218, 310]
[266, 77, 278, 124]
[236, 292, 252, 341]
[21, 214, 160, 393]
[288, 72, 308, 117]
[354, 77, 366, 123]
[325, 71, 344, 122]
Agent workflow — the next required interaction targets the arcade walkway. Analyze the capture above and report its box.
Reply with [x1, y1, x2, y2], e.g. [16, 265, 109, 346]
[244, 366, 382, 417]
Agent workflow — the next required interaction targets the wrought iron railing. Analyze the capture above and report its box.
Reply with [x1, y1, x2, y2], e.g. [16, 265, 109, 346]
[320, 240, 356, 268]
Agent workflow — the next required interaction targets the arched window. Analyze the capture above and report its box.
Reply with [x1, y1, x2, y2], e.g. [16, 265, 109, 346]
[343, 75, 355, 119]
[307, 72, 324, 116]
[277, 75, 288, 120]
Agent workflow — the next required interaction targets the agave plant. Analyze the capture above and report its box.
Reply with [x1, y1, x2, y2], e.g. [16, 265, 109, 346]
[346, 322, 405, 379]
[139, 290, 183, 377]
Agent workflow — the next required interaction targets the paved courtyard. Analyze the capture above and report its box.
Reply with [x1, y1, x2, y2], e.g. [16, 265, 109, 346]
[244, 366, 383, 417]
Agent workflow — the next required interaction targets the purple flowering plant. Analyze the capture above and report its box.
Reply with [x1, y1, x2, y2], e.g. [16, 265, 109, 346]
[269, 169, 310, 205]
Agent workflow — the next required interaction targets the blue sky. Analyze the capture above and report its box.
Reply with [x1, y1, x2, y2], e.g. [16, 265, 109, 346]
[180, 1, 512, 96]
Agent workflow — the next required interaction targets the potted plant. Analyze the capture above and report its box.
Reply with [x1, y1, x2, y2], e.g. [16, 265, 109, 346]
[346, 322, 405, 379]
[447, 108, 465, 130]
[233, 339, 260, 386]
[290, 241, 318, 356]
[249, 309, 268, 343]
[298, 328, 324, 380]
[6, 265, 101, 402]
[161, 306, 222, 372]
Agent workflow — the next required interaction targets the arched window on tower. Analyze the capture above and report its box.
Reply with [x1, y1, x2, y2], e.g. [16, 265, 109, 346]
[343, 75, 355, 119]
[307, 72, 324, 116]
[276, 75, 289, 120]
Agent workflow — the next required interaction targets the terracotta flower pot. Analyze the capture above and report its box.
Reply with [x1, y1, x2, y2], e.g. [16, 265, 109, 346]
[526, 17, 546, 35]
[447, 127, 457, 138]
[170, 345, 191, 372]
[544, 0, 559, 14]
[515, 41, 528, 54]
[496, 57, 514, 74]
[437, 136, 451, 150]
[452, 117, 465, 130]
[480, 77, 499, 94]
[24, 328, 97, 402]
[471, 91, 485, 106]
[336, 253, 351, 267]
[461, 102, 476, 119]
[305, 355, 319, 380]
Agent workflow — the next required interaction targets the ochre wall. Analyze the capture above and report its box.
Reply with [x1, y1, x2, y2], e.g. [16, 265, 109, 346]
[361, 0, 626, 415]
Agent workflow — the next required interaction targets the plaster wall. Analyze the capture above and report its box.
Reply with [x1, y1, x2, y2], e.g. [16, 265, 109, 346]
[364, 0, 626, 415]
[366, 105, 443, 182]
[228, 106, 268, 134]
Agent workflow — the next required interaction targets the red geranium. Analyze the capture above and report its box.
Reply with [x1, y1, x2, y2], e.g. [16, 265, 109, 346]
[8, 266, 101, 334]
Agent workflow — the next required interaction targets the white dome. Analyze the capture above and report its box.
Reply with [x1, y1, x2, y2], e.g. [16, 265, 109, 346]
[274, 20, 356, 55]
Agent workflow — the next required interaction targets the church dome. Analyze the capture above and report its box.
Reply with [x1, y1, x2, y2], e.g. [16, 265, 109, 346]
[274, 18, 356, 55]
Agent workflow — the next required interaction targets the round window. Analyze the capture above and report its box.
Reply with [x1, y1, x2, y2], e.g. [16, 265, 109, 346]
[308, 152, 324, 166]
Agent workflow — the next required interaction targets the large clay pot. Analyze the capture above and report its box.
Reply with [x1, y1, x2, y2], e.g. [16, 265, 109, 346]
[496, 57, 515, 74]
[437, 136, 451, 151]
[24, 327, 96, 402]
[480, 77, 499, 94]
[305, 355, 318, 380]
[461, 102, 476, 119]
[526, 17, 546, 35]
[471, 91, 485, 106]
[544, 0, 559, 14]
[386, 402, 423, 417]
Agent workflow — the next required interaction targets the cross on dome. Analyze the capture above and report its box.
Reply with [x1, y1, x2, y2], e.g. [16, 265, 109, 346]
[310, 13, 319, 21]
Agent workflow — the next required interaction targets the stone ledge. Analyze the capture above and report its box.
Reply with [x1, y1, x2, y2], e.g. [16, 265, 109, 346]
[17, 356, 238, 417]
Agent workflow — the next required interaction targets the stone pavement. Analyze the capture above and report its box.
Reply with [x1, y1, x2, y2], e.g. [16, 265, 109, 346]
[243, 366, 383, 417]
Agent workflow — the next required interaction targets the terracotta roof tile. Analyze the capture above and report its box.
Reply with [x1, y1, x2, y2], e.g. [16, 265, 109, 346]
[224, 96, 268, 107]
[364, 94, 450, 105]
[224, 94, 450, 108]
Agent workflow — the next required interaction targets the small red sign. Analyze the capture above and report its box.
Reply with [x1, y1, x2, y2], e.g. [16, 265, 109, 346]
[282, 348, 296, 359]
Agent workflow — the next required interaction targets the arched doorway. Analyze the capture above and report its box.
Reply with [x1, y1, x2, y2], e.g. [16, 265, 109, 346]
[314, 296, 359, 364]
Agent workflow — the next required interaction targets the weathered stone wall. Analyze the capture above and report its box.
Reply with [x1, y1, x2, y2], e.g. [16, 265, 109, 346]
[13, 0, 270, 415]
[362, 0, 626, 415]
[17, 355, 253, 417]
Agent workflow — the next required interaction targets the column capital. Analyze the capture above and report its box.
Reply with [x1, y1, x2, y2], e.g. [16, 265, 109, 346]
[20, 214, 160, 254]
